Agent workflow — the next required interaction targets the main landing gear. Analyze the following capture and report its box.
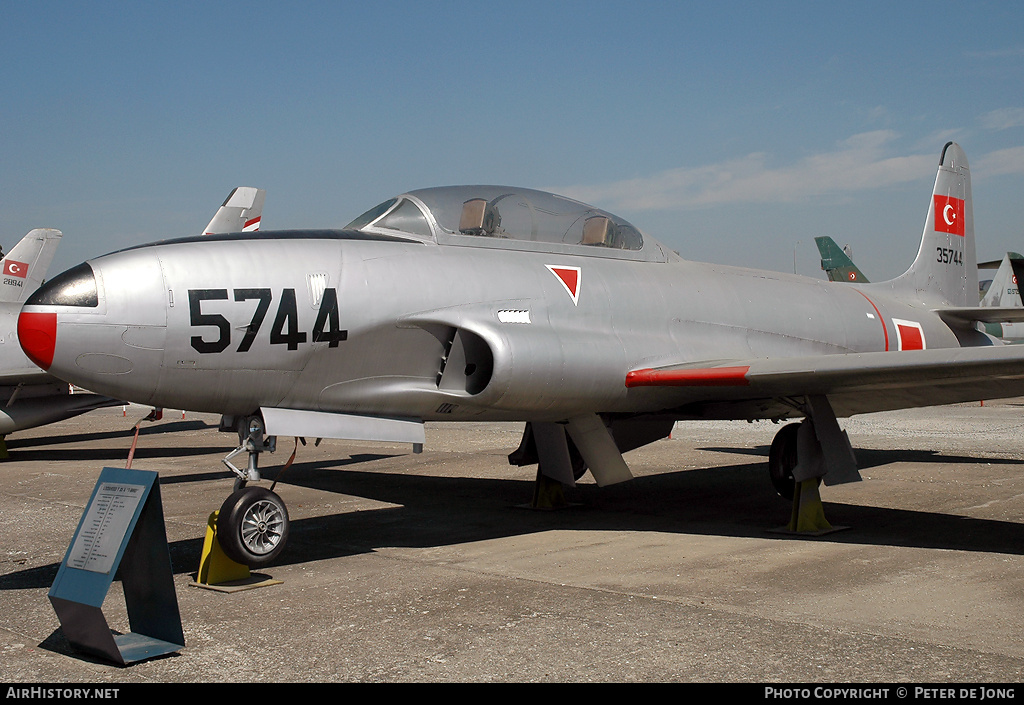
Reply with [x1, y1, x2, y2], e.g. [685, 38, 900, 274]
[216, 414, 290, 567]
[768, 422, 800, 501]
[768, 421, 831, 533]
[765, 397, 861, 535]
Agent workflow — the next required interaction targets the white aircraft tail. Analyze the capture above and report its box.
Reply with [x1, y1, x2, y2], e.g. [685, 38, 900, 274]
[980, 252, 1024, 308]
[203, 187, 265, 234]
[0, 229, 61, 304]
[885, 142, 977, 306]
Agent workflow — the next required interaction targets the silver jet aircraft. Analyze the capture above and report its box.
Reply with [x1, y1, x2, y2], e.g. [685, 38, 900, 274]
[19, 142, 1024, 566]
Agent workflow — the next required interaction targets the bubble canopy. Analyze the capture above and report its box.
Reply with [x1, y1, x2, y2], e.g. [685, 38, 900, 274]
[346, 186, 646, 253]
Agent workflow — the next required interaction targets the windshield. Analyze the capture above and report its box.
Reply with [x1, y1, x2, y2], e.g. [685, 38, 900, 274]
[345, 198, 398, 231]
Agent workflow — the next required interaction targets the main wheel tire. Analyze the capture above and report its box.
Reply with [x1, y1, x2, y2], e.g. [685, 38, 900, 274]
[217, 486, 290, 567]
[768, 422, 801, 501]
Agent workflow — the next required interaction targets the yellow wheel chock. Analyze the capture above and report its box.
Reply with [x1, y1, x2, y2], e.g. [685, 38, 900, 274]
[530, 468, 570, 510]
[196, 510, 250, 586]
[772, 478, 848, 536]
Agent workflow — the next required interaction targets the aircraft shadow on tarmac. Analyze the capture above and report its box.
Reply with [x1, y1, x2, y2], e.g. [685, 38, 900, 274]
[1, 443, 230, 465]
[4, 420, 221, 465]
[3, 452, 1023, 592]
[701, 444, 1024, 469]
[219, 454, 1024, 567]
[156, 452, 399, 487]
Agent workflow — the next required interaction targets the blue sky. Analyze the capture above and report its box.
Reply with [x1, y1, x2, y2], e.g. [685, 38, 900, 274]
[2, 1, 1023, 280]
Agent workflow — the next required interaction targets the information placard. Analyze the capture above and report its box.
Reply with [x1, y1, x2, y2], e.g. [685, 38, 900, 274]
[67, 482, 145, 574]
[48, 467, 184, 665]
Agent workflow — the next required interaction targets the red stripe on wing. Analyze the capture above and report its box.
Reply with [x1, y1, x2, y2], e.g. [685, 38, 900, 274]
[625, 366, 751, 388]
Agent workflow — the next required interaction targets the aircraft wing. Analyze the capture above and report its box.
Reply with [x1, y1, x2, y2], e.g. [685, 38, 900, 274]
[626, 345, 1024, 418]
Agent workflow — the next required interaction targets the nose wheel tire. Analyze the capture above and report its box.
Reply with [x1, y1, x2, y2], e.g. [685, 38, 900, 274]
[217, 486, 290, 567]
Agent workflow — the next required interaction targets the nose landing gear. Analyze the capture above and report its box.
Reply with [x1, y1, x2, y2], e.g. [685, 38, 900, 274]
[221, 414, 276, 488]
[216, 414, 291, 567]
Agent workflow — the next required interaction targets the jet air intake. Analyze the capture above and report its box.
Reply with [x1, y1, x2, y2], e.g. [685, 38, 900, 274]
[437, 327, 493, 396]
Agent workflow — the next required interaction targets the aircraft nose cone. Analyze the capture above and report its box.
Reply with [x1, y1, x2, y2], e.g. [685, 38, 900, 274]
[18, 311, 57, 370]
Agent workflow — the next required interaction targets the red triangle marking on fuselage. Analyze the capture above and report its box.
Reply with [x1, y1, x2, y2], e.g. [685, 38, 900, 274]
[546, 265, 581, 305]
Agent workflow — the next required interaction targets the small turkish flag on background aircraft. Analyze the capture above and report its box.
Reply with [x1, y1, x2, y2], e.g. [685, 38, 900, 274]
[3, 260, 28, 278]
[933, 195, 965, 236]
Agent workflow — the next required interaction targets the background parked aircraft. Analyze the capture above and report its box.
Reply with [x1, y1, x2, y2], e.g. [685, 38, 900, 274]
[978, 252, 1024, 341]
[0, 229, 119, 449]
[203, 187, 265, 236]
[815, 237, 870, 283]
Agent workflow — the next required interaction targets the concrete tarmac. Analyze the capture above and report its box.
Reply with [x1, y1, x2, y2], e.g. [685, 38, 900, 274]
[1, 401, 1023, 683]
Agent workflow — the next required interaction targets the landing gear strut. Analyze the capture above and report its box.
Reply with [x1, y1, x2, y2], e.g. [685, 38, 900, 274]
[216, 414, 290, 566]
[221, 414, 277, 489]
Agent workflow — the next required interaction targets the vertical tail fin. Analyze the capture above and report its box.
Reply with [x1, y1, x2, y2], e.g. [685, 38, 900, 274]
[815, 236, 870, 283]
[980, 252, 1024, 307]
[0, 229, 61, 304]
[202, 187, 266, 235]
[887, 142, 976, 306]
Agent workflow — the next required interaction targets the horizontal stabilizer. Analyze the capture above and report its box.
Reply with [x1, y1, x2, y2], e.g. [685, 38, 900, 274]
[260, 407, 425, 445]
[935, 307, 1024, 326]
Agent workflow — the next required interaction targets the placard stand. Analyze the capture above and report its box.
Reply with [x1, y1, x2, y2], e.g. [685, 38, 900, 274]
[48, 467, 184, 665]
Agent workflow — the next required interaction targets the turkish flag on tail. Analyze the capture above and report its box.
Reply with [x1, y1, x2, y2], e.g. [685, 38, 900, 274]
[933, 195, 965, 236]
[3, 260, 28, 278]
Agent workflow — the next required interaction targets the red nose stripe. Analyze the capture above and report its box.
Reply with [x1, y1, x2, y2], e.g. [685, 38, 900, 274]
[18, 312, 57, 370]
